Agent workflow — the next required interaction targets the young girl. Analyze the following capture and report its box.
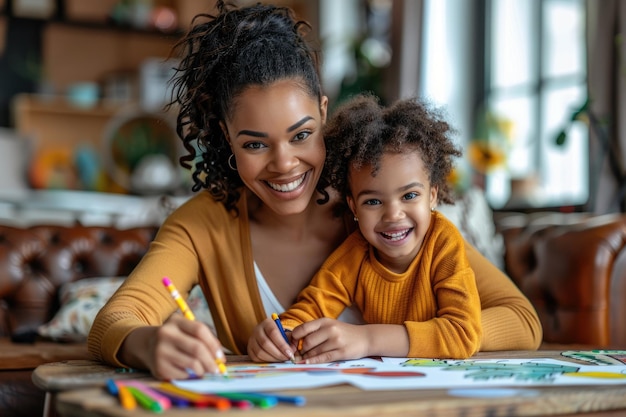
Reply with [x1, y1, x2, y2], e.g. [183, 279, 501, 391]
[248, 94, 481, 362]
[88, 1, 541, 381]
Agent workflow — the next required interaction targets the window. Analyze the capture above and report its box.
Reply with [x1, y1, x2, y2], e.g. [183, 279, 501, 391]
[484, 0, 588, 209]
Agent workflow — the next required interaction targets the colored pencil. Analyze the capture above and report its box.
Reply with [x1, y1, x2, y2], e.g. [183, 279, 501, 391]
[116, 385, 137, 410]
[247, 391, 306, 406]
[272, 312, 296, 363]
[105, 378, 119, 396]
[162, 276, 195, 320]
[162, 276, 228, 376]
[216, 392, 279, 409]
[149, 388, 191, 407]
[157, 383, 231, 410]
[104, 378, 138, 411]
[121, 381, 171, 410]
[124, 385, 164, 412]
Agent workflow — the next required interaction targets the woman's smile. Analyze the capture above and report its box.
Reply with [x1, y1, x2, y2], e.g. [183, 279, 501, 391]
[265, 171, 307, 193]
[225, 80, 328, 215]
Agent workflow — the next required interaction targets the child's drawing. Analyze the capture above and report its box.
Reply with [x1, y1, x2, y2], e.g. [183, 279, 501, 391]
[173, 354, 626, 394]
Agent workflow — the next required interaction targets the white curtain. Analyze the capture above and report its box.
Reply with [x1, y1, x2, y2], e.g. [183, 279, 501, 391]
[587, 0, 626, 213]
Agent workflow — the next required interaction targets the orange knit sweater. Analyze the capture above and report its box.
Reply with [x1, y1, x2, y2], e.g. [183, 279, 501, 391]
[281, 212, 482, 358]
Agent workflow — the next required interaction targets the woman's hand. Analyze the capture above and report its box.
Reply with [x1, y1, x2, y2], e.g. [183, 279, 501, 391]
[291, 318, 409, 364]
[120, 314, 226, 380]
[247, 317, 296, 362]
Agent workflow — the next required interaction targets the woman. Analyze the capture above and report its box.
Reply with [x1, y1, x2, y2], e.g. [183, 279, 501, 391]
[88, 0, 542, 380]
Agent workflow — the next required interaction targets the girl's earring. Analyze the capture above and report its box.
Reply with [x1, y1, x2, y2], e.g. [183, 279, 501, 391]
[431, 207, 435, 212]
[228, 154, 237, 171]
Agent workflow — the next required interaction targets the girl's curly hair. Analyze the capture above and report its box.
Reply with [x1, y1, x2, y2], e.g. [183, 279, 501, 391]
[167, 0, 325, 213]
[323, 93, 462, 210]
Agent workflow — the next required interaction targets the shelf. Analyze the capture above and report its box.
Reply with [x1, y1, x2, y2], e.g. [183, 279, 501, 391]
[13, 94, 132, 152]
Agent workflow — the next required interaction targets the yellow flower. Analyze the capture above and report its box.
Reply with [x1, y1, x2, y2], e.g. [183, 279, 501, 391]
[467, 140, 507, 174]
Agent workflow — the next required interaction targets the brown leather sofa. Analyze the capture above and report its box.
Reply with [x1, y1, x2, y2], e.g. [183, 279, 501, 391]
[495, 212, 626, 349]
[0, 224, 157, 417]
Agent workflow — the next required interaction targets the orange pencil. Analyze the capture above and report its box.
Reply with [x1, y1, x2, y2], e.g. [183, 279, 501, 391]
[116, 384, 137, 410]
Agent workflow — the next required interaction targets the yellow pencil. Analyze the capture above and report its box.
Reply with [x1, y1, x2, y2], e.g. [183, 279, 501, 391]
[162, 276, 195, 321]
[161, 276, 227, 376]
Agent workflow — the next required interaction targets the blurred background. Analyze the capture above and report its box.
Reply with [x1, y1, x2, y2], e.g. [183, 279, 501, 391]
[0, 0, 622, 216]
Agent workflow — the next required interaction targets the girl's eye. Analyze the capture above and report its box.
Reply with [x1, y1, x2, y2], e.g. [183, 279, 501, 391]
[403, 192, 418, 201]
[293, 131, 311, 142]
[364, 199, 381, 206]
[243, 142, 266, 150]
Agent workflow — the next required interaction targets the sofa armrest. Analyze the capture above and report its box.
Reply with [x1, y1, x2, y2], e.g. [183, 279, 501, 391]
[496, 212, 626, 347]
[0, 339, 90, 370]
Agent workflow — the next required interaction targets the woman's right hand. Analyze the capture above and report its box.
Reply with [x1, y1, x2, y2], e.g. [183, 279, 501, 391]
[119, 314, 226, 380]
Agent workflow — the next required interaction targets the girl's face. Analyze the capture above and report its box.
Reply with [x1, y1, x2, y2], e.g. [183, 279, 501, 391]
[347, 151, 438, 273]
[223, 80, 328, 216]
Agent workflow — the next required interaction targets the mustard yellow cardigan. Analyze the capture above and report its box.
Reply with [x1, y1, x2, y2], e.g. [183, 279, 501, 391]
[280, 212, 482, 358]
[88, 191, 541, 367]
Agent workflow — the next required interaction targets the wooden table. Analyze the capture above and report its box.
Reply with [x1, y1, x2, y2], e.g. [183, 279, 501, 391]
[33, 351, 626, 417]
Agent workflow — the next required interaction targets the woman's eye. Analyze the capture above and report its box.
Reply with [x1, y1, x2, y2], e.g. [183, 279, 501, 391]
[293, 131, 311, 142]
[243, 142, 266, 150]
[403, 192, 418, 201]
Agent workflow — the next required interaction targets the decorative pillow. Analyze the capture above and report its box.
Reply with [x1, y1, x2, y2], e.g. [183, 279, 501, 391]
[38, 277, 126, 342]
[187, 284, 216, 332]
[437, 187, 505, 271]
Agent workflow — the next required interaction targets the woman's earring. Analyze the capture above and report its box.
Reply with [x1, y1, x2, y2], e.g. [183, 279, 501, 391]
[228, 154, 237, 171]
[353, 216, 358, 222]
[431, 206, 435, 212]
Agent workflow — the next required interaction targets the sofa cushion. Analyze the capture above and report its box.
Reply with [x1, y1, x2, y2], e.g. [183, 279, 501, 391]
[38, 277, 125, 342]
[438, 187, 505, 270]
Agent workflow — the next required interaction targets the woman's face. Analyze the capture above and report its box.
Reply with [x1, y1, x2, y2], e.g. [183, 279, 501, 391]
[223, 80, 328, 216]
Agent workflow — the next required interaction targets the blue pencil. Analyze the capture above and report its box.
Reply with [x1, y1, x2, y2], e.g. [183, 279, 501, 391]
[272, 312, 296, 363]
[271, 313, 290, 344]
[247, 391, 306, 406]
[105, 378, 119, 396]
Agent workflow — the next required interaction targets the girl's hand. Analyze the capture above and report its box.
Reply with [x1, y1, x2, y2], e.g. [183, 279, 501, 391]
[290, 318, 369, 364]
[291, 318, 410, 364]
[247, 318, 296, 362]
[120, 314, 226, 380]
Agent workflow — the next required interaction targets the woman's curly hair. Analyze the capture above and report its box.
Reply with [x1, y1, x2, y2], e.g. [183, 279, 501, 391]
[323, 93, 462, 210]
[167, 0, 325, 213]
